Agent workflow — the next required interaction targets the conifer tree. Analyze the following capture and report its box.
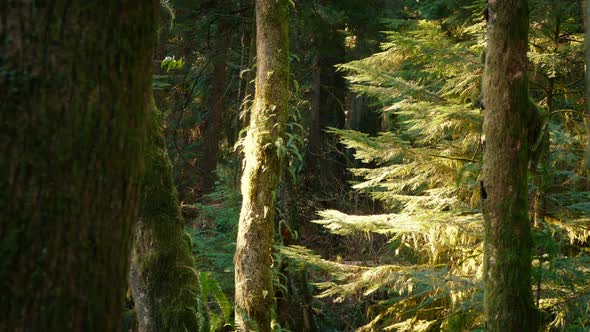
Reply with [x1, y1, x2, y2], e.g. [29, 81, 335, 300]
[234, 0, 290, 330]
[481, 0, 539, 330]
[0, 1, 157, 331]
[196, 0, 231, 195]
[129, 98, 199, 332]
[586, 0, 590, 125]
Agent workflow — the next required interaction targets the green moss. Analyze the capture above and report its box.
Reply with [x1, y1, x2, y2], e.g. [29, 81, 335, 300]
[234, 1, 290, 331]
[130, 99, 199, 332]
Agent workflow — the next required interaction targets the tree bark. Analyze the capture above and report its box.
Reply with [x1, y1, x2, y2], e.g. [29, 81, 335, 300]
[585, 0, 590, 168]
[482, 0, 539, 330]
[129, 98, 199, 332]
[532, 18, 560, 229]
[318, 29, 347, 185]
[307, 55, 322, 167]
[0, 1, 157, 331]
[234, 0, 290, 330]
[198, 20, 229, 194]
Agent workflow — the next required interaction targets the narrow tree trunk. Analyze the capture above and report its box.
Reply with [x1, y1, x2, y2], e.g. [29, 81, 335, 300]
[482, 1, 539, 331]
[129, 98, 199, 332]
[347, 92, 380, 168]
[318, 31, 347, 185]
[532, 19, 559, 229]
[198, 20, 229, 194]
[345, 34, 380, 138]
[0, 1, 157, 331]
[234, 0, 290, 330]
[308, 54, 322, 168]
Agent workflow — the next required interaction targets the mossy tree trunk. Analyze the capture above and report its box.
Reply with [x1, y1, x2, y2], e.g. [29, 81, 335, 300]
[234, 0, 290, 331]
[0, 1, 157, 331]
[129, 98, 199, 332]
[481, 0, 539, 330]
[586, 0, 590, 157]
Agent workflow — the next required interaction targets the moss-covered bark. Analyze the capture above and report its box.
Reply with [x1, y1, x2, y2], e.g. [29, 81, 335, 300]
[584, 0, 590, 167]
[482, 0, 539, 330]
[234, 0, 290, 331]
[129, 98, 199, 332]
[0, 1, 157, 331]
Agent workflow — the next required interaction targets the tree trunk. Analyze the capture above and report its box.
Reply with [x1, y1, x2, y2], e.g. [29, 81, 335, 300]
[0, 1, 157, 331]
[482, 1, 539, 330]
[532, 19, 559, 229]
[234, 0, 290, 330]
[129, 98, 199, 332]
[198, 20, 229, 194]
[585, 0, 590, 168]
[307, 54, 322, 169]
[318, 30, 347, 185]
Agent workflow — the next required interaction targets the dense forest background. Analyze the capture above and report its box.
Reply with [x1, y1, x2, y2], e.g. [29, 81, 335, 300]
[2, 0, 590, 331]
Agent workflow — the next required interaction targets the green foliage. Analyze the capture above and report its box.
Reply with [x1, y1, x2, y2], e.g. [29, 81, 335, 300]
[161, 56, 185, 72]
[183, 163, 240, 330]
[153, 0, 588, 330]
[160, 0, 175, 27]
[285, 77, 308, 183]
[284, 2, 590, 331]
[187, 170, 240, 293]
[180, 266, 233, 332]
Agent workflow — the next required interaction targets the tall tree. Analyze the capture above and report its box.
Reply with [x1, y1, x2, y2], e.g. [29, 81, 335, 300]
[587, 0, 590, 173]
[234, 0, 290, 330]
[0, 1, 157, 331]
[197, 3, 231, 195]
[482, 0, 539, 330]
[129, 99, 199, 332]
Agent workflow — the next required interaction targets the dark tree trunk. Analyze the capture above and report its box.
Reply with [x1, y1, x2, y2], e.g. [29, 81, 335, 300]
[345, 33, 380, 138]
[305, 29, 347, 186]
[198, 20, 229, 194]
[532, 19, 559, 229]
[276, 179, 317, 332]
[307, 55, 322, 168]
[318, 30, 347, 185]
[234, 0, 290, 330]
[346, 92, 380, 168]
[481, 0, 539, 330]
[584, 0, 590, 167]
[0, 1, 157, 331]
[129, 99, 199, 332]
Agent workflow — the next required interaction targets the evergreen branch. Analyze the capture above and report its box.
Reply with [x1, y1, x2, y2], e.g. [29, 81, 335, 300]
[427, 153, 477, 163]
